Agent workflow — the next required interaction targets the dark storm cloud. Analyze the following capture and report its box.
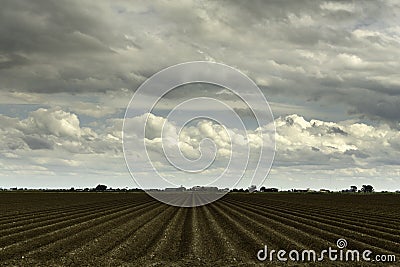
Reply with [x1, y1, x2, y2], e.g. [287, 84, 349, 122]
[0, 54, 29, 69]
[348, 94, 400, 122]
[0, 0, 399, 124]
[0, 0, 139, 93]
[0, 0, 114, 54]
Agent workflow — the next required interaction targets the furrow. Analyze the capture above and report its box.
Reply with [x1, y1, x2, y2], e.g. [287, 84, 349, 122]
[227, 196, 400, 235]
[27, 202, 164, 262]
[0, 201, 156, 260]
[106, 206, 178, 263]
[221, 198, 399, 256]
[0, 200, 146, 236]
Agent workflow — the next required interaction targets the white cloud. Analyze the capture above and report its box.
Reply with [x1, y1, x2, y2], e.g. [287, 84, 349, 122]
[25, 108, 83, 138]
[124, 113, 400, 186]
[1, 107, 399, 189]
[0, 108, 123, 178]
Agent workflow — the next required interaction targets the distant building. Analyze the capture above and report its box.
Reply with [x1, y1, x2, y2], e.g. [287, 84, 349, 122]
[190, 186, 218, 192]
[191, 186, 202, 191]
[292, 189, 308, 193]
[165, 186, 186, 192]
[319, 189, 331, 193]
[147, 189, 162, 192]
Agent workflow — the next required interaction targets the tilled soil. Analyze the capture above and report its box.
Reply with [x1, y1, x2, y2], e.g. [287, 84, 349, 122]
[0, 192, 398, 266]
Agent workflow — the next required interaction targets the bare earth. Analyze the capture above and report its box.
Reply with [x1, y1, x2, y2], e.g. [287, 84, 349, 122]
[0, 192, 398, 266]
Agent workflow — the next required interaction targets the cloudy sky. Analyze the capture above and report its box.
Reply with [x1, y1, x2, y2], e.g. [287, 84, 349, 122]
[0, 0, 399, 191]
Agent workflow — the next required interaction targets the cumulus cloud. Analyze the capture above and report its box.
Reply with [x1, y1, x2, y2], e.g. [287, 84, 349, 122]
[0, 107, 120, 169]
[1, 106, 399, 189]
[24, 108, 84, 139]
[121, 112, 400, 188]
[274, 114, 400, 167]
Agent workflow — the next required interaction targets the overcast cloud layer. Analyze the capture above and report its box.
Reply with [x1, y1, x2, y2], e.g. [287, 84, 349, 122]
[0, 1, 399, 190]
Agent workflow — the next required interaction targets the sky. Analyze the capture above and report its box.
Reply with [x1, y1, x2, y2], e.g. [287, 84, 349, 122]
[0, 0, 399, 191]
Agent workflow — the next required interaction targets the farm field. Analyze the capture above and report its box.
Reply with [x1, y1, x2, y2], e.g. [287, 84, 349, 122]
[0, 192, 398, 266]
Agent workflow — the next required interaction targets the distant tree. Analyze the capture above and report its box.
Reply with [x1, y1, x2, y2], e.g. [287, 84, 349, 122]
[260, 186, 266, 192]
[95, 184, 107, 191]
[264, 188, 279, 192]
[350, 185, 357, 192]
[361, 184, 374, 193]
[69, 187, 75, 192]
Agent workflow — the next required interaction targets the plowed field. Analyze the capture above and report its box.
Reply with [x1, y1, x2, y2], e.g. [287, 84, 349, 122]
[0, 192, 398, 266]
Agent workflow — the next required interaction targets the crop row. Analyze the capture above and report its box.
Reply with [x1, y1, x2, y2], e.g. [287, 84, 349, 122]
[0, 193, 398, 266]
